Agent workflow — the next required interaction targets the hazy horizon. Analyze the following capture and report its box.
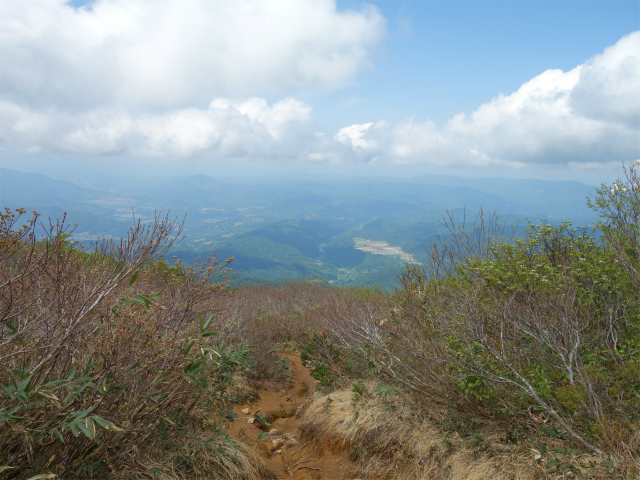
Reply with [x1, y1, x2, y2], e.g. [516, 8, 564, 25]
[0, 164, 603, 288]
[0, 154, 628, 187]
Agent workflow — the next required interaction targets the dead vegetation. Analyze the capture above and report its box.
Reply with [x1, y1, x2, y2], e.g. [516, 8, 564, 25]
[0, 208, 268, 479]
[299, 386, 617, 479]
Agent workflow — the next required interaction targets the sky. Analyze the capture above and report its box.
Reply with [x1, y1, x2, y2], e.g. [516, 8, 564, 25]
[0, 0, 639, 185]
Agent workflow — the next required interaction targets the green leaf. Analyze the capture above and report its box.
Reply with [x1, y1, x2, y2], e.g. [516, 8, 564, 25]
[26, 474, 58, 479]
[151, 467, 164, 479]
[253, 412, 271, 428]
[91, 415, 123, 432]
[97, 378, 108, 394]
[0, 385, 17, 401]
[70, 405, 97, 419]
[129, 270, 139, 286]
[43, 379, 63, 388]
[86, 417, 96, 438]
[66, 365, 76, 382]
[91, 415, 109, 428]
[129, 295, 150, 308]
[182, 340, 195, 356]
[76, 417, 95, 439]
[17, 374, 33, 394]
[199, 314, 214, 335]
[37, 390, 60, 401]
[2, 405, 27, 420]
[184, 357, 205, 373]
[83, 355, 94, 375]
[0, 467, 15, 474]
[69, 421, 79, 436]
[51, 428, 64, 442]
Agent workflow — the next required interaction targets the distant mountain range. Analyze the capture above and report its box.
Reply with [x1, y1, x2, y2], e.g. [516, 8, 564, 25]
[0, 167, 599, 288]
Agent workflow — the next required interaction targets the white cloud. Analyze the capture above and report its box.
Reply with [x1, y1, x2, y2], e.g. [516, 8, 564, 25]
[337, 31, 640, 168]
[569, 32, 640, 129]
[0, 0, 385, 111]
[210, 97, 312, 140]
[0, 0, 637, 173]
[335, 122, 375, 149]
[0, 0, 383, 160]
[0, 97, 315, 158]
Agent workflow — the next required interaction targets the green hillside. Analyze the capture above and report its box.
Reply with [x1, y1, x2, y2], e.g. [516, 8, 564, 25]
[0, 167, 600, 288]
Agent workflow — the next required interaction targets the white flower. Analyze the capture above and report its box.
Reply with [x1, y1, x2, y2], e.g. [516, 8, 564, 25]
[634, 159, 640, 166]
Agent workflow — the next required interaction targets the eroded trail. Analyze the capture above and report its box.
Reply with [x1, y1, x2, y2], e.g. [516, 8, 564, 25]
[226, 352, 359, 480]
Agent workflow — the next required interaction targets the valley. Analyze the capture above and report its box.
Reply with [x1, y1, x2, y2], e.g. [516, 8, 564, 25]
[0, 167, 599, 288]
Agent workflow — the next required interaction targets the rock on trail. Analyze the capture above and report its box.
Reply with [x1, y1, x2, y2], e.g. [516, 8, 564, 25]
[226, 352, 360, 480]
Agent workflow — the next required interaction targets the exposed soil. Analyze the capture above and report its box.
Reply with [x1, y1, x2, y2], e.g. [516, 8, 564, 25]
[353, 237, 419, 264]
[226, 352, 359, 480]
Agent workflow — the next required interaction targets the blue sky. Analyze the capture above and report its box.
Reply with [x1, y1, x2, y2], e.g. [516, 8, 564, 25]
[1, 0, 638, 184]
[323, 1, 639, 127]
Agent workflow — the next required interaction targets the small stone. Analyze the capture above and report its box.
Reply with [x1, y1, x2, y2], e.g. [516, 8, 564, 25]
[241, 408, 250, 415]
[285, 436, 298, 447]
[273, 449, 282, 455]
[247, 418, 255, 424]
[271, 438, 285, 451]
[268, 428, 282, 436]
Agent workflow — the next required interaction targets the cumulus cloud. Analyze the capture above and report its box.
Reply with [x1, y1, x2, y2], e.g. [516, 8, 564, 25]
[0, 0, 638, 172]
[335, 122, 375, 149]
[569, 32, 640, 129]
[0, 0, 384, 160]
[337, 31, 640, 168]
[0, 0, 385, 111]
[0, 97, 316, 158]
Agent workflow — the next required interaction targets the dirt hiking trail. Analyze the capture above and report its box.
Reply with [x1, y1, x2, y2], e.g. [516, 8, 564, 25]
[226, 352, 361, 480]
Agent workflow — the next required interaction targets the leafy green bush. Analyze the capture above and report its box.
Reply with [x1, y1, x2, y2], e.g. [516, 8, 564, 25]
[445, 220, 639, 453]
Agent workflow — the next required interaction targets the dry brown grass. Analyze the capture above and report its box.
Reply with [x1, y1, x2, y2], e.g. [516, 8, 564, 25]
[298, 386, 627, 480]
[118, 422, 275, 480]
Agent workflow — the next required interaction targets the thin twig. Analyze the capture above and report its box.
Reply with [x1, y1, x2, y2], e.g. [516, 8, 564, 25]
[291, 458, 312, 470]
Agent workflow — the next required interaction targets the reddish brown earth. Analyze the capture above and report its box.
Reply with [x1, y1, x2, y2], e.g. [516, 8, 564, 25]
[226, 352, 359, 480]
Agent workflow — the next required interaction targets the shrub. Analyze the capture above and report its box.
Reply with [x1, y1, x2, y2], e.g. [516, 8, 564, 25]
[347, 164, 640, 462]
[0, 209, 268, 479]
[219, 281, 388, 386]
